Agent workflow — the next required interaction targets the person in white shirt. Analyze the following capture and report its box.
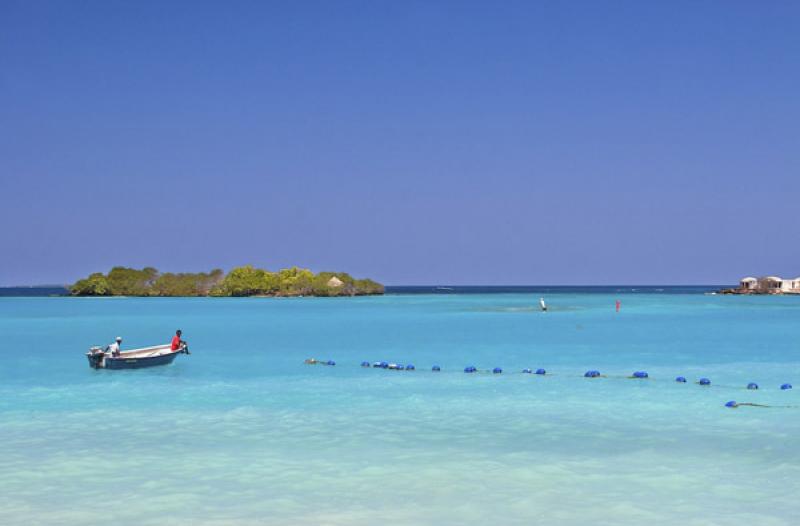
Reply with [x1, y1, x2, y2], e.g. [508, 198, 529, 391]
[107, 336, 122, 357]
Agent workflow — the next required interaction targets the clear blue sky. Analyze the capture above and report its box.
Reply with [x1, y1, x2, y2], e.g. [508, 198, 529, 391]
[1, 1, 798, 285]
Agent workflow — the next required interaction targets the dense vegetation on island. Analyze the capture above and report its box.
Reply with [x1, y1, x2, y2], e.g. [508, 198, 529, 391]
[71, 266, 384, 297]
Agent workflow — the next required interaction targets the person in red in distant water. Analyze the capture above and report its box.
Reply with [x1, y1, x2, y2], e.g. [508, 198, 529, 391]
[615, 299, 621, 312]
[171, 329, 189, 354]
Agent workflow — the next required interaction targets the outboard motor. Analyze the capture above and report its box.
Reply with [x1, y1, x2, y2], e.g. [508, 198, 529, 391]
[87, 347, 105, 369]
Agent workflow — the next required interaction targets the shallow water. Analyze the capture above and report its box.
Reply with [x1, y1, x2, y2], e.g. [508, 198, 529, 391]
[1, 292, 798, 525]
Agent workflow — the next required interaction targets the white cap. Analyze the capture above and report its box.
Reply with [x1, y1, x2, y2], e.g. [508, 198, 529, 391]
[115, 336, 122, 342]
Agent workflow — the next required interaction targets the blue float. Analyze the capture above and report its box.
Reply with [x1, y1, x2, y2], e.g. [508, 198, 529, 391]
[725, 400, 738, 408]
[522, 368, 532, 374]
[584, 370, 601, 378]
[698, 378, 711, 386]
[747, 383, 758, 390]
[493, 367, 502, 374]
[406, 364, 415, 371]
[361, 361, 371, 367]
[781, 383, 793, 390]
[464, 366, 476, 373]
[675, 376, 687, 383]
[380, 361, 389, 369]
[432, 365, 441, 371]
[632, 371, 648, 379]
[535, 368, 546, 375]
[326, 360, 336, 366]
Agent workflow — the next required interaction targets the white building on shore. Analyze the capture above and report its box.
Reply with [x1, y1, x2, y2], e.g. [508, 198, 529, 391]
[739, 276, 800, 294]
[785, 277, 800, 293]
[739, 277, 757, 290]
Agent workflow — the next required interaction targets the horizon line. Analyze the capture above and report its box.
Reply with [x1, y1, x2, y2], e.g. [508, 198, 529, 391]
[0, 283, 732, 289]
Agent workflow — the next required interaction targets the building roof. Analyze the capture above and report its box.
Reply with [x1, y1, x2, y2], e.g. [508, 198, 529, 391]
[327, 276, 344, 288]
[763, 276, 782, 281]
[741, 277, 757, 282]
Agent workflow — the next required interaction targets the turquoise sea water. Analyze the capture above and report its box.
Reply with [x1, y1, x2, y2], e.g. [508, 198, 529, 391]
[1, 291, 798, 525]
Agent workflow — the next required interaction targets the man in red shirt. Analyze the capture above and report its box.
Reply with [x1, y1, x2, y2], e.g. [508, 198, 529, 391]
[171, 329, 188, 353]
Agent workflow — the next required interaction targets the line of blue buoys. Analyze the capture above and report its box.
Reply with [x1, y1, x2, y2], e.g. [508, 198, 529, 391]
[339, 361, 795, 392]
[311, 358, 794, 409]
[362, 361, 422, 371]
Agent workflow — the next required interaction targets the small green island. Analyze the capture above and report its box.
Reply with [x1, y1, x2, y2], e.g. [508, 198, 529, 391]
[71, 266, 384, 297]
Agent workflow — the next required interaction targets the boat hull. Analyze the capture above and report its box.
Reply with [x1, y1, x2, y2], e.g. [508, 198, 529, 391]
[104, 352, 179, 369]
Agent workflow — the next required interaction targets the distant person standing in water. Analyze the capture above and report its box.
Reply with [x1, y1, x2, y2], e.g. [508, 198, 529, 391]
[616, 299, 621, 312]
[171, 330, 188, 353]
[539, 297, 547, 312]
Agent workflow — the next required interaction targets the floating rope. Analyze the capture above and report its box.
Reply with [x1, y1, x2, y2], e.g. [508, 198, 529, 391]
[725, 401, 768, 408]
[304, 358, 335, 366]
[724, 401, 798, 409]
